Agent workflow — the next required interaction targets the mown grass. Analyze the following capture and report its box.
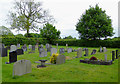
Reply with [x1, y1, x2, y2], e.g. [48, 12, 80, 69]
[1, 45, 119, 82]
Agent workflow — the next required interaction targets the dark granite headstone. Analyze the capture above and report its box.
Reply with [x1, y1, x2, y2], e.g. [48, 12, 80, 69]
[116, 50, 118, 59]
[112, 51, 115, 61]
[9, 51, 17, 63]
[16, 49, 24, 55]
[0, 48, 7, 57]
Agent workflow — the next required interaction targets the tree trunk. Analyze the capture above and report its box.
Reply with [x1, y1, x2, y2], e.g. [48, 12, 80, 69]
[27, 28, 29, 38]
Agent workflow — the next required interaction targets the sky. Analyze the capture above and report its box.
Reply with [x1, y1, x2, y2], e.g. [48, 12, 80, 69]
[0, 0, 119, 39]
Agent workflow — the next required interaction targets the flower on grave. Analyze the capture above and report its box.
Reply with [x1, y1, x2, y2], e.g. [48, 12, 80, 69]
[50, 53, 59, 64]
[90, 56, 97, 60]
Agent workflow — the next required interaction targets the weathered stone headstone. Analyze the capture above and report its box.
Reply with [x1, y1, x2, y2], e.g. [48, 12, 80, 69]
[10, 45, 17, 52]
[32, 45, 35, 51]
[100, 47, 102, 52]
[28, 45, 32, 50]
[84, 48, 88, 56]
[51, 48, 57, 56]
[46, 43, 49, 49]
[103, 47, 107, 52]
[66, 44, 68, 50]
[9, 51, 17, 63]
[104, 54, 107, 62]
[56, 43, 58, 49]
[56, 55, 65, 64]
[112, 51, 115, 61]
[16, 49, 24, 55]
[0, 48, 7, 57]
[67, 48, 72, 53]
[39, 48, 47, 57]
[17, 44, 20, 48]
[13, 59, 31, 76]
[0, 43, 5, 48]
[59, 48, 65, 54]
[91, 49, 96, 55]
[22, 45, 27, 52]
[47, 45, 52, 52]
[41, 44, 43, 48]
[76, 48, 82, 58]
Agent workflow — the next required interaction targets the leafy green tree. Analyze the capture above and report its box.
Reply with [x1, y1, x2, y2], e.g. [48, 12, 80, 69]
[63, 35, 74, 39]
[15, 34, 24, 37]
[8, 0, 54, 37]
[24, 33, 41, 38]
[0, 26, 13, 36]
[76, 4, 114, 40]
[40, 23, 60, 43]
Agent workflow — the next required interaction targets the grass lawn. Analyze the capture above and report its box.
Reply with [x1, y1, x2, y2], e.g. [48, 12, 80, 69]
[1, 45, 119, 82]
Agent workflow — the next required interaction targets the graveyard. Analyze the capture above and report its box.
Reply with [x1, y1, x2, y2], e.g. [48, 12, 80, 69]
[1, 44, 119, 82]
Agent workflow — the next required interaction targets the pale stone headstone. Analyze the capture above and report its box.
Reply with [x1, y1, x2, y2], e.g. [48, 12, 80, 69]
[76, 48, 82, 58]
[67, 48, 72, 53]
[66, 44, 68, 50]
[51, 48, 57, 56]
[103, 47, 107, 52]
[59, 48, 65, 54]
[104, 54, 107, 62]
[39, 48, 47, 57]
[0, 43, 5, 48]
[46, 43, 49, 49]
[13, 59, 31, 76]
[28, 45, 32, 50]
[56, 55, 65, 64]
[47, 45, 52, 52]
[56, 43, 58, 49]
[10, 45, 17, 52]
[84, 48, 88, 56]
[17, 44, 20, 48]
[100, 47, 102, 52]
[22, 44, 27, 52]
[41, 44, 43, 48]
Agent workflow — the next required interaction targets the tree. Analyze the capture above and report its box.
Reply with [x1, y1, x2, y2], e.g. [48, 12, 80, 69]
[15, 34, 24, 37]
[8, 0, 54, 37]
[63, 35, 74, 39]
[24, 33, 41, 38]
[0, 26, 13, 36]
[40, 23, 60, 43]
[76, 4, 114, 40]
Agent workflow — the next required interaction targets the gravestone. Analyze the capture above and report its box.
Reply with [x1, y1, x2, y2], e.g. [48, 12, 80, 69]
[51, 48, 57, 56]
[41, 44, 43, 48]
[17, 44, 20, 48]
[10, 45, 17, 52]
[84, 48, 88, 56]
[104, 54, 107, 62]
[83, 48, 87, 51]
[103, 47, 107, 52]
[39, 48, 47, 57]
[47, 45, 52, 52]
[56, 43, 58, 49]
[9, 51, 17, 63]
[91, 49, 96, 55]
[59, 48, 65, 54]
[35, 43, 39, 49]
[13, 59, 31, 76]
[112, 51, 115, 61]
[100, 47, 102, 52]
[46, 43, 49, 49]
[0, 43, 4, 48]
[0, 48, 7, 57]
[76, 48, 82, 58]
[16, 49, 24, 55]
[32, 45, 35, 51]
[56, 55, 65, 64]
[67, 48, 72, 53]
[66, 44, 68, 50]
[116, 50, 118, 59]
[22, 45, 27, 52]
[28, 45, 32, 50]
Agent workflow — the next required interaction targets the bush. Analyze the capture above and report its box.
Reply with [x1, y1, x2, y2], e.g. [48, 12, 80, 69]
[50, 53, 59, 64]
[90, 56, 97, 60]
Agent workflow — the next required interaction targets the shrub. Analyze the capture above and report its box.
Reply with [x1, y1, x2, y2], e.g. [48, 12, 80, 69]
[90, 56, 97, 60]
[50, 53, 59, 64]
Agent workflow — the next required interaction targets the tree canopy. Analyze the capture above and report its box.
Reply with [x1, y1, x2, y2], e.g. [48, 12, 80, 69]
[76, 4, 114, 40]
[40, 23, 60, 43]
[0, 26, 13, 36]
[8, 0, 54, 37]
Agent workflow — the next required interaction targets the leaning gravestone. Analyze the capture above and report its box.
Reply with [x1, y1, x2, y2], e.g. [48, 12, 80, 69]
[10, 45, 17, 52]
[91, 49, 96, 55]
[103, 47, 107, 52]
[39, 48, 47, 57]
[9, 51, 17, 63]
[0, 48, 7, 57]
[51, 48, 57, 56]
[59, 48, 65, 54]
[16, 49, 24, 55]
[13, 59, 31, 76]
[28, 45, 32, 50]
[32, 45, 35, 51]
[56, 55, 65, 64]
[76, 48, 82, 58]
[67, 48, 73, 53]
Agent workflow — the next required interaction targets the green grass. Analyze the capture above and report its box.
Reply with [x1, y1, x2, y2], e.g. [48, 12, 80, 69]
[2, 45, 119, 82]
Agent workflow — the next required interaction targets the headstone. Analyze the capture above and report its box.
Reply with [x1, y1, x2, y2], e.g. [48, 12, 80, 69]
[32, 45, 35, 51]
[116, 50, 118, 59]
[28, 45, 32, 50]
[47, 45, 52, 52]
[56, 43, 58, 49]
[59, 48, 65, 54]
[100, 47, 102, 52]
[112, 51, 115, 61]
[56, 55, 65, 64]
[35, 43, 38, 49]
[41, 44, 43, 48]
[91, 49, 96, 55]
[0, 48, 7, 57]
[76, 48, 82, 58]
[104, 54, 107, 62]
[9, 51, 17, 63]
[84, 48, 88, 56]
[66, 44, 68, 50]
[0, 43, 5, 48]
[13, 59, 31, 76]
[39, 48, 47, 57]
[46, 43, 49, 49]
[17, 44, 20, 48]
[103, 47, 107, 52]
[51, 48, 57, 56]
[16, 49, 24, 55]
[22, 45, 27, 52]
[10, 45, 17, 52]
[67, 48, 72, 53]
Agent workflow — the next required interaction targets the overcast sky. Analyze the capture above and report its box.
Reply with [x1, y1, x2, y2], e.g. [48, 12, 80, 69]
[0, 0, 119, 38]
